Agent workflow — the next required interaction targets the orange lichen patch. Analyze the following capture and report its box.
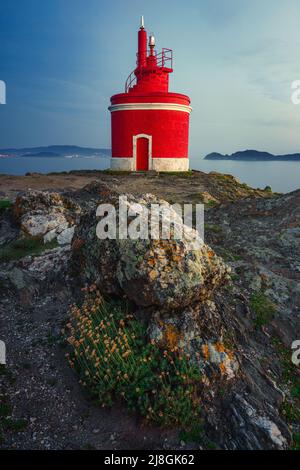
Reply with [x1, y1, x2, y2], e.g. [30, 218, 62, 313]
[149, 270, 159, 280]
[207, 250, 215, 259]
[219, 362, 226, 374]
[163, 323, 182, 350]
[202, 344, 210, 360]
[215, 342, 225, 353]
[226, 350, 234, 360]
[147, 258, 156, 267]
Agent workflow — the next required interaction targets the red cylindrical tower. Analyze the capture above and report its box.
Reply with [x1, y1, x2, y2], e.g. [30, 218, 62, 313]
[109, 17, 192, 171]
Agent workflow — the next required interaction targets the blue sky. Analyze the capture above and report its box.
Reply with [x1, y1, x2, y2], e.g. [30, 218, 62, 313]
[1, 0, 300, 157]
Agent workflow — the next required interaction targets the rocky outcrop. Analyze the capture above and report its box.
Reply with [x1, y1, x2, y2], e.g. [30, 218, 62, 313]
[14, 191, 81, 245]
[0, 246, 71, 304]
[68, 187, 293, 449]
[205, 189, 300, 325]
[0, 178, 296, 450]
[71, 191, 231, 311]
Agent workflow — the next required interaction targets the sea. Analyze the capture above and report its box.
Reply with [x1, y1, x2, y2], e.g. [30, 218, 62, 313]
[0, 156, 299, 194]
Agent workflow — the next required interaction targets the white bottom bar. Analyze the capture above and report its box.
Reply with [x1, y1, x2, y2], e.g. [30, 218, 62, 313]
[110, 157, 189, 172]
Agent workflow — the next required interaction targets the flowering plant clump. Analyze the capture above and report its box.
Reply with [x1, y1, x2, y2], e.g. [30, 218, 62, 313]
[66, 286, 202, 428]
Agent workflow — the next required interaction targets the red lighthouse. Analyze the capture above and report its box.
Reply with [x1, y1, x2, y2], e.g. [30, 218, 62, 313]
[109, 17, 192, 172]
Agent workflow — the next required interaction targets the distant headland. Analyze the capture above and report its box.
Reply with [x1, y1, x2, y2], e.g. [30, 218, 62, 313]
[204, 150, 300, 161]
[0, 145, 111, 158]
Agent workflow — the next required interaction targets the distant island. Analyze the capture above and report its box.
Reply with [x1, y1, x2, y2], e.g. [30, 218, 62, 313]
[0, 145, 111, 158]
[204, 150, 300, 161]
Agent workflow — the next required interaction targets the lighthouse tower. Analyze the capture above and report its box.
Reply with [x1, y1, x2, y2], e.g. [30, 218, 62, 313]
[109, 17, 192, 172]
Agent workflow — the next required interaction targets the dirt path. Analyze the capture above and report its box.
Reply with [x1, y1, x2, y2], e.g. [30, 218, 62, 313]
[0, 291, 181, 450]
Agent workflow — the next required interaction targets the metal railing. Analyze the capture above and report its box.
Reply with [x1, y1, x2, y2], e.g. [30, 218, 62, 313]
[156, 48, 173, 69]
[125, 48, 173, 93]
[125, 70, 137, 93]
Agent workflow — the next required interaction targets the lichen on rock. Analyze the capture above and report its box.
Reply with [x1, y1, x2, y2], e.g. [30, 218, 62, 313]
[71, 191, 231, 311]
[14, 190, 81, 244]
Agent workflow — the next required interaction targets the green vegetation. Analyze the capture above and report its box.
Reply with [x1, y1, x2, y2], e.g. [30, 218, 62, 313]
[0, 237, 58, 262]
[0, 199, 12, 211]
[291, 433, 300, 450]
[250, 291, 276, 327]
[179, 425, 203, 443]
[204, 223, 222, 234]
[215, 246, 241, 262]
[205, 200, 218, 208]
[264, 185, 272, 192]
[0, 392, 27, 443]
[67, 288, 202, 429]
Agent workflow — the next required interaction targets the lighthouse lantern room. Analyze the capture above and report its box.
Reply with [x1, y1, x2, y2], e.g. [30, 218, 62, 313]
[109, 17, 192, 172]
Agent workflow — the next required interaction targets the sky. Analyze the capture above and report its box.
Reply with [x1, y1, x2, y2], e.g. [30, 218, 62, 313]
[1, 0, 300, 158]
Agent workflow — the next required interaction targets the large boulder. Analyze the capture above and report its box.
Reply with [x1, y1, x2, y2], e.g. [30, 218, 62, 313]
[14, 191, 82, 245]
[71, 191, 231, 311]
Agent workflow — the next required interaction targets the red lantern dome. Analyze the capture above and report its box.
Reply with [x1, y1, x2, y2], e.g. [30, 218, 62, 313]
[109, 17, 191, 171]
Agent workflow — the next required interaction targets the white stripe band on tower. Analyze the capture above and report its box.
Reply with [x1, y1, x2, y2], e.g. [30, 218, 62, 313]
[108, 103, 192, 113]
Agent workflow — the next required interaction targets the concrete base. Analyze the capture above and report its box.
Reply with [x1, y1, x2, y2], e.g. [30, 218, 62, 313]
[110, 157, 189, 172]
[152, 158, 189, 172]
[110, 158, 133, 171]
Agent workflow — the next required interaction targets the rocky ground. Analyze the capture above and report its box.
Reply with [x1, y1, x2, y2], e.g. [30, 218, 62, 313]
[0, 170, 299, 450]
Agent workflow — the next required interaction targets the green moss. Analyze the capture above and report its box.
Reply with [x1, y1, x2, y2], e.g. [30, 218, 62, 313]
[204, 223, 222, 233]
[205, 200, 218, 208]
[205, 441, 218, 450]
[0, 237, 58, 262]
[215, 246, 241, 262]
[0, 396, 27, 444]
[179, 425, 203, 443]
[0, 199, 12, 211]
[0, 403, 12, 418]
[4, 418, 28, 432]
[291, 384, 300, 399]
[250, 291, 276, 327]
[280, 401, 300, 422]
[291, 433, 300, 450]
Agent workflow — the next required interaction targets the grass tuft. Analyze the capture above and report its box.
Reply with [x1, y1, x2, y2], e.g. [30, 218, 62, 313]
[0, 237, 58, 262]
[250, 291, 276, 328]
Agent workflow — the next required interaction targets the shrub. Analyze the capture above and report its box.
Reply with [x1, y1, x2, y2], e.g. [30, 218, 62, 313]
[250, 291, 276, 327]
[66, 287, 202, 429]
